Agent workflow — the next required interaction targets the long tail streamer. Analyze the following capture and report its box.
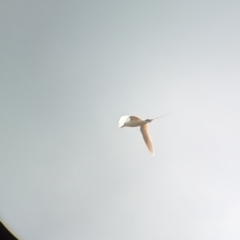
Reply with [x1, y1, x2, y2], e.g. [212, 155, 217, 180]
[152, 113, 171, 120]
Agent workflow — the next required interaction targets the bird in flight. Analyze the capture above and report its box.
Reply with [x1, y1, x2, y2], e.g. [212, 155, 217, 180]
[118, 114, 170, 156]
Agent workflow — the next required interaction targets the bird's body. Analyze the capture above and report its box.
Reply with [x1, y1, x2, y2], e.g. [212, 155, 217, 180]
[123, 116, 146, 127]
[118, 114, 170, 156]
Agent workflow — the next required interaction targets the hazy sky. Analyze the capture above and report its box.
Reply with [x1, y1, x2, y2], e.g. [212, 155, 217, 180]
[1, 1, 240, 239]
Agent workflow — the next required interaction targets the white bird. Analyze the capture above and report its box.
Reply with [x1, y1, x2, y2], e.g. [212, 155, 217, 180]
[118, 114, 170, 156]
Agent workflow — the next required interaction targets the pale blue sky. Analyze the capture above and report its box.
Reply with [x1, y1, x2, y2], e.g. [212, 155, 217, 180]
[1, 1, 240, 239]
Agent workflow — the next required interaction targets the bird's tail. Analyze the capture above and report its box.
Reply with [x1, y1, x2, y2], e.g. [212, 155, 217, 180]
[152, 113, 171, 120]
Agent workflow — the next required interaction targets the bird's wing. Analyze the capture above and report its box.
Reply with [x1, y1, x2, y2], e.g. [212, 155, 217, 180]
[140, 124, 155, 156]
[129, 116, 142, 120]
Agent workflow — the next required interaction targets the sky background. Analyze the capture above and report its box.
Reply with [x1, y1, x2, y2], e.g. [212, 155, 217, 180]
[1, 0, 240, 239]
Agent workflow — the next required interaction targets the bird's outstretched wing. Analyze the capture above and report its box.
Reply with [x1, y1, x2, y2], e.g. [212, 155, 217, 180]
[140, 124, 155, 156]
